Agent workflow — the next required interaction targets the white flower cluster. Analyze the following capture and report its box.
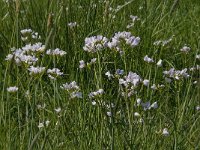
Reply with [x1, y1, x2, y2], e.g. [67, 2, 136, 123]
[28, 66, 45, 75]
[60, 81, 79, 90]
[68, 22, 77, 28]
[46, 48, 67, 56]
[79, 60, 85, 69]
[196, 54, 200, 60]
[163, 68, 190, 80]
[140, 101, 158, 111]
[144, 55, 154, 63]
[21, 29, 41, 42]
[136, 99, 158, 110]
[38, 120, 50, 128]
[83, 35, 108, 53]
[119, 71, 142, 87]
[153, 36, 174, 46]
[162, 128, 169, 136]
[127, 15, 140, 29]
[190, 65, 200, 71]
[89, 89, 104, 98]
[22, 42, 45, 53]
[47, 68, 63, 80]
[108, 31, 140, 53]
[180, 45, 191, 53]
[60, 81, 82, 99]
[79, 58, 97, 69]
[5, 42, 46, 66]
[7, 86, 18, 93]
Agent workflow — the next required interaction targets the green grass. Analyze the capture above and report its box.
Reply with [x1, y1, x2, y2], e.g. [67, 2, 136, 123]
[0, 0, 200, 149]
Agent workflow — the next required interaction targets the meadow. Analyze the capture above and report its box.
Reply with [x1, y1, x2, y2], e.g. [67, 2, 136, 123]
[0, 0, 200, 149]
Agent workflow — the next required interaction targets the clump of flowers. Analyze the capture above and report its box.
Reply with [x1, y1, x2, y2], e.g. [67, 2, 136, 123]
[60, 81, 82, 99]
[105, 71, 114, 79]
[5, 42, 46, 66]
[108, 31, 140, 54]
[144, 55, 154, 63]
[180, 45, 191, 53]
[163, 68, 190, 80]
[79, 60, 85, 69]
[196, 54, 200, 60]
[119, 71, 142, 87]
[126, 15, 140, 29]
[5, 48, 38, 66]
[47, 68, 63, 80]
[7, 86, 18, 93]
[46, 48, 67, 56]
[68, 22, 77, 28]
[162, 128, 169, 136]
[28, 66, 45, 75]
[140, 101, 158, 110]
[21, 29, 41, 43]
[83, 35, 108, 53]
[89, 89, 104, 98]
[153, 36, 174, 46]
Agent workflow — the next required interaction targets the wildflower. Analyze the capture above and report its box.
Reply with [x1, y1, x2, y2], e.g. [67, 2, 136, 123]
[196, 54, 200, 60]
[115, 69, 124, 75]
[45, 120, 50, 126]
[68, 22, 77, 28]
[7, 86, 18, 93]
[5, 54, 13, 61]
[20, 29, 32, 35]
[55, 107, 61, 113]
[20, 29, 41, 41]
[180, 45, 190, 53]
[92, 101, 97, 106]
[125, 72, 142, 87]
[157, 84, 165, 89]
[47, 68, 63, 79]
[70, 92, 83, 99]
[141, 101, 151, 111]
[162, 128, 169, 136]
[108, 31, 140, 52]
[157, 59, 163, 67]
[28, 66, 45, 75]
[107, 112, 112, 117]
[151, 102, 158, 109]
[136, 98, 142, 106]
[5, 47, 39, 65]
[79, 60, 85, 69]
[38, 122, 44, 128]
[153, 36, 173, 46]
[119, 79, 127, 86]
[139, 118, 144, 123]
[60, 81, 80, 91]
[83, 35, 108, 53]
[37, 103, 46, 109]
[126, 15, 140, 28]
[108, 103, 115, 108]
[144, 55, 154, 63]
[46, 48, 66, 56]
[193, 81, 197, 84]
[143, 79, 150, 86]
[22, 42, 45, 53]
[134, 112, 140, 117]
[196, 106, 200, 111]
[151, 84, 157, 90]
[90, 58, 97, 63]
[105, 71, 113, 79]
[163, 68, 189, 80]
[89, 89, 104, 98]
